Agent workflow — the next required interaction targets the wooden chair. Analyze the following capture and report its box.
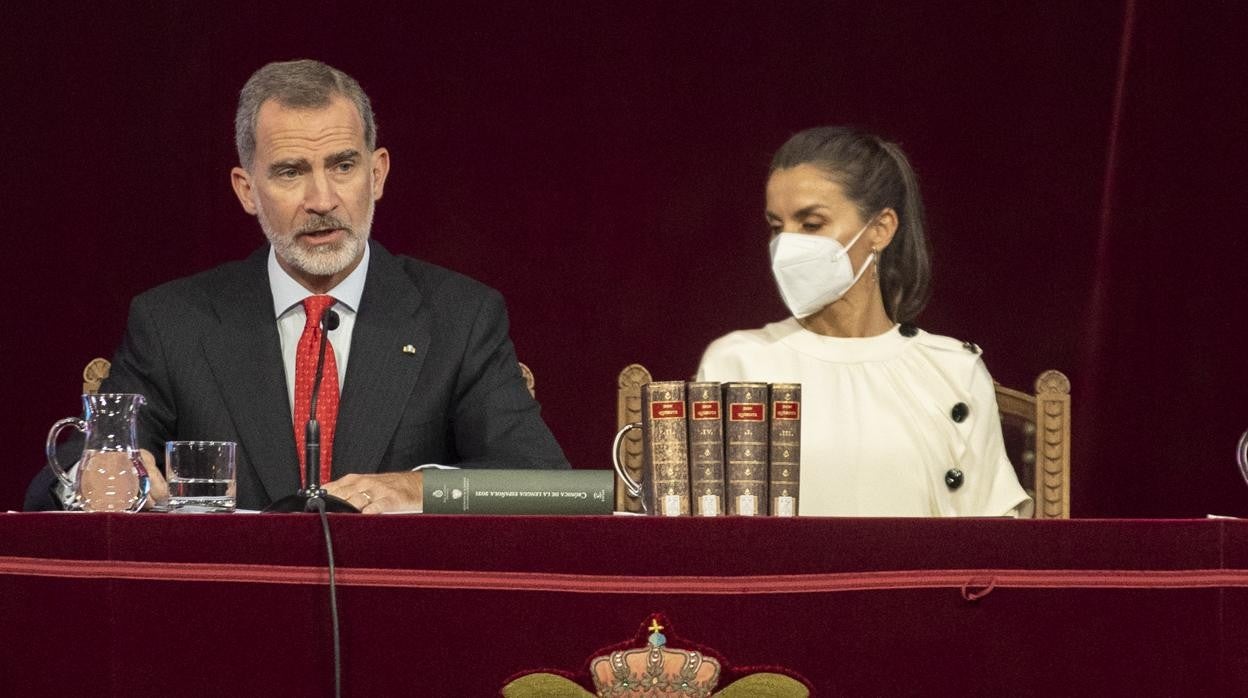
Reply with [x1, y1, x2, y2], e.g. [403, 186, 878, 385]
[614, 364, 1071, 518]
[994, 370, 1071, 519]
[615, 364, 653, 513]
[83, 357, 111, 395]
[84, 357, 536, 399]
[518, 362, 535, 399]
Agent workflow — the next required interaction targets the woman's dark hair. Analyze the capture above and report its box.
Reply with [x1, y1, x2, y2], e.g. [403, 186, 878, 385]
[770, 126, 931, 322]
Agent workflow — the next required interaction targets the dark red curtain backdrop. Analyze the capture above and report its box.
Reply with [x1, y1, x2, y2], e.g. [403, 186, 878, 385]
[3, 2, 1246, 515]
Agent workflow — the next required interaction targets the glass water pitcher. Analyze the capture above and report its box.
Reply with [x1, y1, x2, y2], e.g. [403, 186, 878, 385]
[46, 393, 151, 512]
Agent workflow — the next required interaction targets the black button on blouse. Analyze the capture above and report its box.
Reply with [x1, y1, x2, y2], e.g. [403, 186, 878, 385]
[945, 468, 964, 490]
[951, 402, 969, 422]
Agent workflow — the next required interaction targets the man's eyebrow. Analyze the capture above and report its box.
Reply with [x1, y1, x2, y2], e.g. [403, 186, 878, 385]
[268, 158, 310, 176]
[325, 149, 360, 166]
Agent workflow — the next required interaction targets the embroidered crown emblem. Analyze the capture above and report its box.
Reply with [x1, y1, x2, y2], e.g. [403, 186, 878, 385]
[501, 614, 810, 697]
[590, 618, 720, 697]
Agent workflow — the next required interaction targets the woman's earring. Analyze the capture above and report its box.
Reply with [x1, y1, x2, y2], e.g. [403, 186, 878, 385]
[871, 248, 881, 281]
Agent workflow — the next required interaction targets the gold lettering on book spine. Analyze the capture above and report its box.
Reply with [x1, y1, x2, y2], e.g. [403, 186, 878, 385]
[769, 383, 801, 513]
[686, 381, 725, 515]
[724, 382, 769, 515]
[642, 381, 691, 515]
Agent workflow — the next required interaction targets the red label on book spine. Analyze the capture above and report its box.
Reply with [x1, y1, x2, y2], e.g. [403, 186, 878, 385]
[692, 401, 721, 420]
[729, 403, 764, 421]
[650, 401, 686, 419]
[773, 401, 800, 420]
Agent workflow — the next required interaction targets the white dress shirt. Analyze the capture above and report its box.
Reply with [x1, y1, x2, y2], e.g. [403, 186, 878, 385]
[268, 244, 369, 415]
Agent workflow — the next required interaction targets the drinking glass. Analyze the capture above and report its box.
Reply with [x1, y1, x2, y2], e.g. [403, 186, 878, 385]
[166, 441, 237, 512]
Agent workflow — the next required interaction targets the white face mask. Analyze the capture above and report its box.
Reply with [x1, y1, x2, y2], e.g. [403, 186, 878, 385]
[769, 218, 877, 318]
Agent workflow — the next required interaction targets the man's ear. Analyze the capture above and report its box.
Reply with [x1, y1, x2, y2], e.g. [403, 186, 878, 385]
[370, 147, 391, 201]
[230, 166, 259, 216]
[871, 208, 899, 250]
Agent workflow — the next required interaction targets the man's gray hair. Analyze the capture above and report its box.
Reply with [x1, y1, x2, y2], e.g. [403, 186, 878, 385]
[234, 59, 377, 168]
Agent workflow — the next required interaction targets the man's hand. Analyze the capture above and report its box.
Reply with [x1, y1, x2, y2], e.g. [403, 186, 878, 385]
[139, 448, 169, 510]
[324, 471, 424, 514]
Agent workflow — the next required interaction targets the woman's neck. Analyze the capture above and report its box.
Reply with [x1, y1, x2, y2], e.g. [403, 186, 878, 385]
[798, 289, 894, 338]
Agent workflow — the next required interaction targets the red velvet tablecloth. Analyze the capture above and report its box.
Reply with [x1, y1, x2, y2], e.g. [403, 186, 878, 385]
[2, 514, 1246, 696]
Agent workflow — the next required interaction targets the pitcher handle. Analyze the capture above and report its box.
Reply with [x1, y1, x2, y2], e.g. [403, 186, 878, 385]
[46, 417, 86, 490]
[611, 422, 644, 498]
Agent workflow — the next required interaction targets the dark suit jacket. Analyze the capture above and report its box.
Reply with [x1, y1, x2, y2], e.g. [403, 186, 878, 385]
[28, 241, 568, 510]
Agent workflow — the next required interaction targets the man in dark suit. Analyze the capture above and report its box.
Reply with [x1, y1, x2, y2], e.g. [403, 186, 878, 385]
[28, 59, 568, 512]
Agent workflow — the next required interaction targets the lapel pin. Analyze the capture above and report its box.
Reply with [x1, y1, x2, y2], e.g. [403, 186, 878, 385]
[402, 344, 417, 355]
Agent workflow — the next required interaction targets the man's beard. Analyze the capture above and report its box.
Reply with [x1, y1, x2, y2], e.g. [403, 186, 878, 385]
[260, 207, 373, 278]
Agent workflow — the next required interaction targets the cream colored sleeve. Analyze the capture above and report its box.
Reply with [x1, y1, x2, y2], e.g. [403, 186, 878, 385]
[955, 359, 1034, 518]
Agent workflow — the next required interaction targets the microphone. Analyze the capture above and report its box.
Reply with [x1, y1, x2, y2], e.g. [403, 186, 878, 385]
[306, 309, 339, 490]
[266, 307, 358, 513]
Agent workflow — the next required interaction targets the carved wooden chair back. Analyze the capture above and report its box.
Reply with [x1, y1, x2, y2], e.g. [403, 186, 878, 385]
[994, 370, 1071, 518]
[82, 357, 111, 395]
[518, 362, 535, 399]
[614, 364, 653, 513]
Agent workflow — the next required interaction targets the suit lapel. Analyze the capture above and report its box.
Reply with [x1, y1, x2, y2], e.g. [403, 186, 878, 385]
[334, 242, 429, 475]
[200, 248, 300, 503]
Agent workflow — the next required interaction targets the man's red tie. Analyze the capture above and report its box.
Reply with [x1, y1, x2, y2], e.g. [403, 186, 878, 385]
[293, 295, 339, 487]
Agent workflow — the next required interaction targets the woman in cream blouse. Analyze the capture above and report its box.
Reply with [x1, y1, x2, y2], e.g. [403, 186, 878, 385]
[697, 127, 1031, 517]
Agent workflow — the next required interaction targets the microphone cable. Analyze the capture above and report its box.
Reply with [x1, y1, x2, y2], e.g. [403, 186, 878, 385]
[312, 497, 344, 698]
[310, 307, 347, 697]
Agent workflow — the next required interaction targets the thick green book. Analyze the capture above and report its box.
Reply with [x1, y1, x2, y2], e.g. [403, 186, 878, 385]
[422, 469, 615, 514]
